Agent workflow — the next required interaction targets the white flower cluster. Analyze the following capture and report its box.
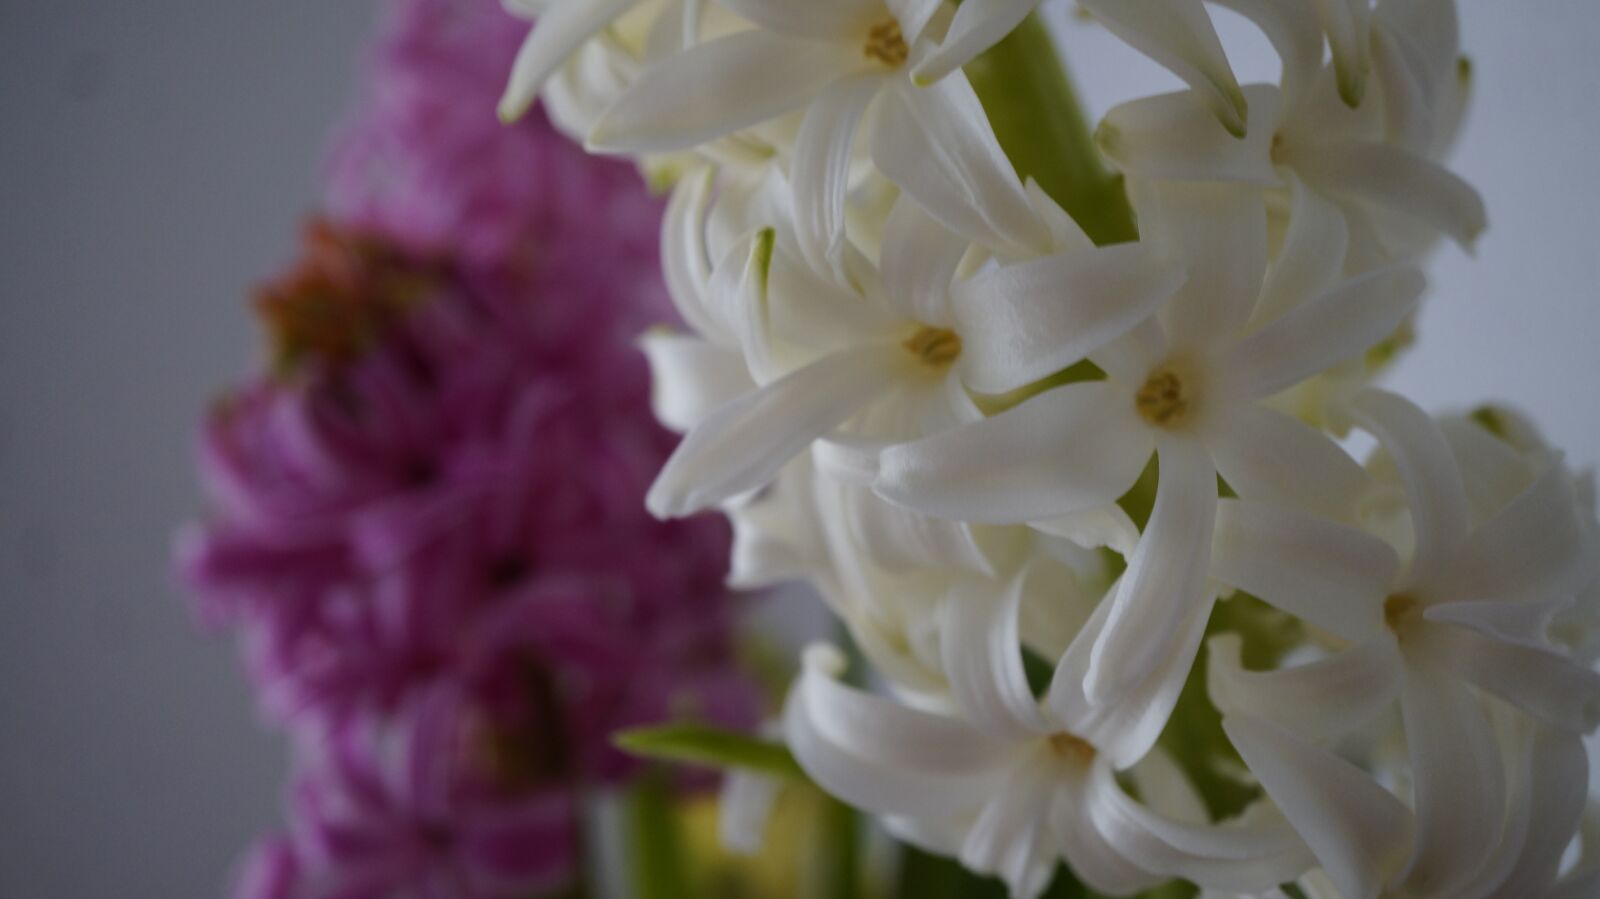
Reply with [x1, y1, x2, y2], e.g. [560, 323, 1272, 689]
[498, 1, 1600, 896]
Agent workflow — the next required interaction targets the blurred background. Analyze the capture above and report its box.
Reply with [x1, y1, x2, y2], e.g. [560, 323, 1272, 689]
[0, 1, 1595, 895]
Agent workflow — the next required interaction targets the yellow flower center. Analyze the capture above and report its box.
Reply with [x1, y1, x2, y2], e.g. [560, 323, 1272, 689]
[864, 18, 909, 68]
[903, 325, 962, 368]
[1136, 368, 1192, 426]
[1384, 594, 1421, 641]
[1049, 732, 1096, 766]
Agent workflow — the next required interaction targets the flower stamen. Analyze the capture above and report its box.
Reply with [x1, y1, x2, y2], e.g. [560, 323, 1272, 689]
[1137, 368, 1191, 426]
[864, 18, 909, 68]
[1384, 594, 1421, 641]
[903, 325, 962, 368]
[1049, 732, 1096, 766]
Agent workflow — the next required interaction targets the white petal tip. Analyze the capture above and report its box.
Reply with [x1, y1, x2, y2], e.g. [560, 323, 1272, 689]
[1336, 68, 1369, 109]
[644, 481, 688, 520]
[909, 57, 955, 88]
[802, 643, 848, 675]
[1217, 92, 1249, 139]
[497, 95, 531, 125]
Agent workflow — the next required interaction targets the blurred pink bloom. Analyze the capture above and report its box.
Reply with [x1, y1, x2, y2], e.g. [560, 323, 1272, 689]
[235, 690, 580, 899]
[177, 3, 761, 893]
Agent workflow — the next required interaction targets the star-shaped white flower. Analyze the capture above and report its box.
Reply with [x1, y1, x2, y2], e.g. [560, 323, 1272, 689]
[785, 567, 1315, 898]
[587, 0, 1098, 276]
[643, 184, 1183, 523]
[874, 181, 1425, 706]
[1097, 1, 1482, 257]
[1206, 389, 1600, 899]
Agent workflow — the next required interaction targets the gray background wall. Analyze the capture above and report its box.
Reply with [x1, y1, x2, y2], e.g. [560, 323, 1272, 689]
[0, 2, 1595, 896]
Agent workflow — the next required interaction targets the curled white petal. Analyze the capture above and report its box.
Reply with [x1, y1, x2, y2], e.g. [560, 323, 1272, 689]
[875, 382, 1154, 525]
[1209, 498, 1397, 642]
[1224, 715, 1413, 899]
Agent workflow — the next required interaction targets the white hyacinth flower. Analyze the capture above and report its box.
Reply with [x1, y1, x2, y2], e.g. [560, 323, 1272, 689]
[481, 0, 1600, 892]
[786, 576, 1315, 897]
[499, 0, 640, 122]
[1207, 389, 1600, 898]
[1097, 0, 1483, 258]
[874, 181, 1425, 707]
[586, 0, 1097, 275]
[643, 185, 1184, 522]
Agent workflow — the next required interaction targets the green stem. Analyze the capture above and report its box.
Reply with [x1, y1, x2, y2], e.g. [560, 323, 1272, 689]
[814, 796, 864, 899]
[622, 768, 693, 899]
[964, 14, 1137, 246]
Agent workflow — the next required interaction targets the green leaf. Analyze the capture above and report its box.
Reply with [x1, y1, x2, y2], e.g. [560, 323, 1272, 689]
[615, 723, 809, 782]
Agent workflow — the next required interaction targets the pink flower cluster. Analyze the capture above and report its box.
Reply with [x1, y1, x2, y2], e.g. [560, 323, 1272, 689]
[177, 2, 759, 895]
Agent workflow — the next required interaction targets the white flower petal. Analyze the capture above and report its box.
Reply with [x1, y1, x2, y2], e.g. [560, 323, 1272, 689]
[1396, 661, 1506, 898]
[874, 382, 1154, 524]
[1087, 435, 1217, 704]
[499, 0, 640, 122]
[1209, 498, 1397, 643]
[950, 242, 1185, 395]
[886, 0, 953, 46]
[1201, 404, 1371, 523]
[871, 74, 1049, 255]
[840, 483, 994, 575]
[1250, 175, 1351, 328]
[911, 0, 1038, 84]
[880, 195, 970, 327]
[1090, 317, 1169, 384]
[1434, 458, 1595, 605]
[1491, 727, 1590, 898]
[1211, 265, 1426, 402]
[1413, 618, 1600, 734]
[1031, 505, 1140, 558]
[785, 644, 1010, 819]
[1349, 389, 1472, 591]
[1291, 139, 1487, 251]
[719, 767, 783, 854]
[1210, 0, 1324, 104]
[660, 167, 728, 343]
[703, 230, 779, 383]
[1438, 414, 1542, 521]
[589, 31, 858, 153]
[1370, 23, 1433, 155]
[941, 570, 1051, 738]
[639, 331, 754, 432]
[792, 76, 882, 282]
[1051, 769, 1163, 896]
[646, 345, 902, 517]
[726, 460, 823, 588]
[1312, 0, 1372, 106]
[1128, 748, 1208, 824]
[1420, 596, 1568, 649]
[762, 240, 902, 366]
[1079, 0, 1247, 136]
[1048, 577, 1215, 767]
[717, 0, 876, 40]
[961, 759, 1060, 899]
[1096, 84, 1281, 185]
[1207, 633, 1402, 741]
[1224, 715, 1413, 899]
[1132, 179, 1268, 346]
[1086, 761, 1316, 892]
